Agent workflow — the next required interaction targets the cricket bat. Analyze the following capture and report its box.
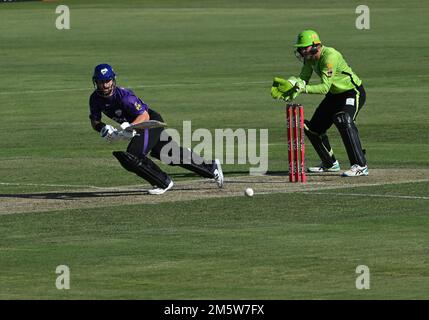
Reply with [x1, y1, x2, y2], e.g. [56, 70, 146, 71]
[123, 120, 167, 131]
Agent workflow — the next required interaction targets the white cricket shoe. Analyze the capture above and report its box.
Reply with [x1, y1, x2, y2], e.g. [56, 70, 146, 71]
[213, 159, 224, 188]
[148, 180, 174, 195]
[308, 160, 341, 173]
[342, 164, 369, 177]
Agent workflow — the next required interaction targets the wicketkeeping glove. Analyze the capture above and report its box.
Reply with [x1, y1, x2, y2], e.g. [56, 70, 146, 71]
[282, 77, 307, 101]
[294, 78, 307, 93]
[271, 76, 295, 100]
[271, 86, 284, 99]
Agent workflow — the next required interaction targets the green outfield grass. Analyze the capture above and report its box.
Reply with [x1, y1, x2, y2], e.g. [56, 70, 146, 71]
[0, 182, 428, 299]
[0, 0, 428, 299]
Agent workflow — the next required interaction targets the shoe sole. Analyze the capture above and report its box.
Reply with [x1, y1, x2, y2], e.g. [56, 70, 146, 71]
[307, 168, 341, 173]
[214, 159, 224, 188]
[148, 181, 174, 195]
[341, 170, 369, 177]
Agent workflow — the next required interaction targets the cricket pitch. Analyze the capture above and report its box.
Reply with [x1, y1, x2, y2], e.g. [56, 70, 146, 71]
[0, 169, 428, 215]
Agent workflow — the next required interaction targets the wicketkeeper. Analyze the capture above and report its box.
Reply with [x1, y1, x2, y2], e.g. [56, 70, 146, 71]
[89, 64, 224, 194]
[271, 30, 368, 177]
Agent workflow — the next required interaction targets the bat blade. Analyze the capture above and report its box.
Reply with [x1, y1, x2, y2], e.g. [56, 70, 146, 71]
[124, 120, 167, 131]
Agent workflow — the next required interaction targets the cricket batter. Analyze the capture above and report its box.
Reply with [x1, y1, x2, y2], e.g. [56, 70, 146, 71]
[271, 30, 368, 177]
[89, 63, 224, 194]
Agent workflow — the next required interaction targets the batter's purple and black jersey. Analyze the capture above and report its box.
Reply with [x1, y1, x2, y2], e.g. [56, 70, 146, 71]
[89, 87, 149, 124]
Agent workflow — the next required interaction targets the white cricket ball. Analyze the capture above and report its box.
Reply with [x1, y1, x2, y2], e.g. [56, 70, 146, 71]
[245, 188, 254, 197]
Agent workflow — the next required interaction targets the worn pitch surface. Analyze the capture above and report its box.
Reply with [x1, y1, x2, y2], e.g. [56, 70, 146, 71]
[1, 169, 428, 215]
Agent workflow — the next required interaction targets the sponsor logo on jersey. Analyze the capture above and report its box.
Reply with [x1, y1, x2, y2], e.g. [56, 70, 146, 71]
[326, 62, 333, 77]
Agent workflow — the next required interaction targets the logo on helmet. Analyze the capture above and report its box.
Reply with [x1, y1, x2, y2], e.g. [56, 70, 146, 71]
[100, 68, 109, 75]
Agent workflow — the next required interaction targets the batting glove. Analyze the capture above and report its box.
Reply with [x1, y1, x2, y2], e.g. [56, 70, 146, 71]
[118, 122, 137, 140]
[120, 122, 131, 130]
[100, 124, 120, 143]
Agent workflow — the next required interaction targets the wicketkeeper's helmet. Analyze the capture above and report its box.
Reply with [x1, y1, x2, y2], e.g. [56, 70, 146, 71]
[294, 30, 322, 48]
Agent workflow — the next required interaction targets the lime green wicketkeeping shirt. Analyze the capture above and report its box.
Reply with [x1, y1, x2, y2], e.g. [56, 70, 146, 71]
[299, 46, 362, 95]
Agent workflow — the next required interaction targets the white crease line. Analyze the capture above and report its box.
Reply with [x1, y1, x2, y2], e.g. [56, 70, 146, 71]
[0, 81, 269, 96]
[252, 178, 429, 197]
[0, 182, 126, 190]
[2, 177, 429, 196]
[301, 192, 429, 200]
[0, 179, 314, 192]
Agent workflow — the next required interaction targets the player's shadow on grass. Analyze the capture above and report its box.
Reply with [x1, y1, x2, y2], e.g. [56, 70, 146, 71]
[0, 190, 151, 201]
[170, 170, 290, 177]
[171, 170, 338, 178]
[267, 171, 339, 177]
[0, 186, 217, 201]
[0, 170, 338, 201]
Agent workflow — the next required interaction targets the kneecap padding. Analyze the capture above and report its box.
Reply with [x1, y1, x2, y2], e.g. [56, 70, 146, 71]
[333, 112, 354, 129]
[113, 151, 171, 188]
